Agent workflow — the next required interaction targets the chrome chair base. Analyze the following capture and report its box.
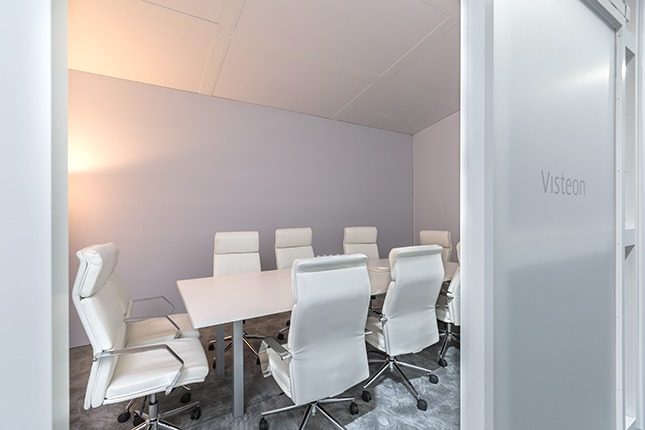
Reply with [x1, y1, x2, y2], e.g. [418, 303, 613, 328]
[209, 332, 265, 368]
[129, 393, 201, 430]
[260, 396, 358, 430]
[119, 386, 193, 424]
[363, 351, 438, 411]
[438, 323, 460, 367]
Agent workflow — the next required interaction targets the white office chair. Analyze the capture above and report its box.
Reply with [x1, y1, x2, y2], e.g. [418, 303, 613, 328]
[436, 242, 461, 367]
[207, 231, 266, 367]
[258, 254, 371, 430]
[343, 226, 379, 261]
[419, 229, 459, 281]
[274, 227, 315, 340]
[72, 243, 208, 430]
[362, 245, 444, 411]
[108, 254, 200, 423]
[275, 227, 314, 270]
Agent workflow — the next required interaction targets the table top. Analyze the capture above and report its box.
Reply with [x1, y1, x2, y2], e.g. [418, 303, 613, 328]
[177, 258, 458, 328]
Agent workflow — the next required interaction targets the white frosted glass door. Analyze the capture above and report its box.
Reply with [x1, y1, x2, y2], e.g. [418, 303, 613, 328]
[493, 0, 616, 428]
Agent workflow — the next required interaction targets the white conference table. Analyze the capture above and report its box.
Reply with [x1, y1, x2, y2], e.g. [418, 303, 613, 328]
[176, 258, 457, 418]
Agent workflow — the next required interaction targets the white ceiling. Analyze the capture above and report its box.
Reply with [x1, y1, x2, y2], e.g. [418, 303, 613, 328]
[69, 0, 460, 135]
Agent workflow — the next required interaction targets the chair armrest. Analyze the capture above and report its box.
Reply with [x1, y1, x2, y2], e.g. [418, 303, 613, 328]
[95, 343, 184, 394]
[123, 315, 182, 339]
[264, 337, 291, 360]
[127, 296, 176, 319]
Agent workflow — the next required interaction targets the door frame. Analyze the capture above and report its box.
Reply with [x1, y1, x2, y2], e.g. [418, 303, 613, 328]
[460, 1, 641, 429]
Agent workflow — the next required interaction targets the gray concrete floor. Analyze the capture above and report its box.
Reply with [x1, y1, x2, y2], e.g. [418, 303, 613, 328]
[70, 312, 460, 429]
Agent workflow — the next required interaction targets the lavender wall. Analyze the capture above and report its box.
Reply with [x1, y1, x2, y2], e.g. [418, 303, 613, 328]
[413, 111, 460, 258]
[69, 71, 413, 347]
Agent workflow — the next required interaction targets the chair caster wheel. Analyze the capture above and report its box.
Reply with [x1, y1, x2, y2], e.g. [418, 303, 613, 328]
[277, 333, 284, 340]
[349, 401, 359, 415]
[208, 343, 214, 351]
[190, 406, 202, 420]
[417, 399, 428, 411]
[181, 392, 192, 403]
[429, 374, 439, 384]
[361, 390, 372, 402]
[117, 411, 131, 423]
[259, 417, 269, 430]
[133, 415, 145, 426]
[438, 358, 448, 367]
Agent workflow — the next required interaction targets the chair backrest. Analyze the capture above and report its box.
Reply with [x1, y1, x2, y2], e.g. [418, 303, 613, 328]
[419, 230, 452, 267]
[275, 227, 314, 270]
[381, 245, 444, 356]
[343, 226, 379, 261]
[213, 231, 261, 276]
[71, 242, 127, 409]
[287, 255, 371, 405]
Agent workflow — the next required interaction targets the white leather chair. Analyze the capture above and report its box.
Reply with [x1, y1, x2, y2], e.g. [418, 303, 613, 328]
[419, 230, 458, 280]
[274, 227, 315, 340]
[275, 227, 314, 270]
[107, 246, 201, 422]
[436, 242, 461, 367]
[343, 226, 379, 261]
[258, 254, 371, 430]
[208, 231, 266, 367]
[72, 243, 208, 430]
[362, 245, 444, 411]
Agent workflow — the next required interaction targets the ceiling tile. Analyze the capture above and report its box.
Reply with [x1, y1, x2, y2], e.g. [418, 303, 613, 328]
[390, 25, 460, 107]
[337, 84, 458, 134]
[235, 0, 447, 75]
[69, 0, 219, 92]
[143, 0, 225, 23]
[421, 0, 460, 17]
[213, 40, 370, 118]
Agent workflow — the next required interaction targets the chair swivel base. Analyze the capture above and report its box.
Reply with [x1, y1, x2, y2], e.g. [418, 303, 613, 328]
[129, 393, 201, 430]
[210, 333, 266, 368]
[362, 351, 438, 411]
[118, 386, 193, 423]
[437, 323, 460, 367]
[259, 397, 359, 430]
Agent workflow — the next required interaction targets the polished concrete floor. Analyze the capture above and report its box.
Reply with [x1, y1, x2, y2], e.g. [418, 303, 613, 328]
[70, 313, 460, 429]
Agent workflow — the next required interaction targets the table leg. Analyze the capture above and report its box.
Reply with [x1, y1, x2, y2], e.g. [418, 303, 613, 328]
[232, 320, 244, 418]
[215, 324, 225, 377]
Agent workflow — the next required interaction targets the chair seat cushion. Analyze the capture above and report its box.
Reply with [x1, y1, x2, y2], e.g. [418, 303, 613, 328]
[104, 337, 208, 404]
[126, 313, 199, 347]
[267, 345, 292, 400]
[365, 315, 387, 353]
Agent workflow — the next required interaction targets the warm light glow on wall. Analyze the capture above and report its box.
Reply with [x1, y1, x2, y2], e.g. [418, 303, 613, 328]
[68, 137, 99, 173]
[68, 132, 154, 174]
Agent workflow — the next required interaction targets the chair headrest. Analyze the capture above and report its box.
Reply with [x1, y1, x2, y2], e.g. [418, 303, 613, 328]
[292, 254, 367, 301]
[275, 227, 312, 249]
[419, 230, 452, 248]
[75, 243, 119, 298]
[389, 245, 443, 280]
[343, 226, 377, 244]
[214, 231, 259, 254]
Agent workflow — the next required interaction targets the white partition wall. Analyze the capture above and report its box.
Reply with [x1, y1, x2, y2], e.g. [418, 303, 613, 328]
[462, 0, 640, 429]
[0, 1, 68, 428]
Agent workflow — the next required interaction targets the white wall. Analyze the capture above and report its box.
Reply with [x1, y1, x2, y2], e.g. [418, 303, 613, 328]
[413, 111, 460, 257]
[0, 1, 68, 428]
[69, 71, 414, 347]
